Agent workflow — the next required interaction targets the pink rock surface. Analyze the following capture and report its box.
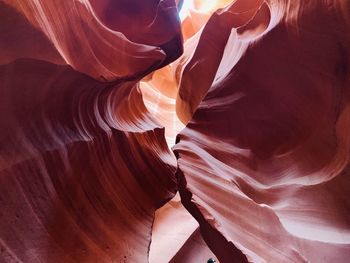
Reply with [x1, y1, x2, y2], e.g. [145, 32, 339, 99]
[2, 0, 182, 80]
[0, 59, 177, 262]
[174, 0, 350, 262]
[1, 0, 350, 262]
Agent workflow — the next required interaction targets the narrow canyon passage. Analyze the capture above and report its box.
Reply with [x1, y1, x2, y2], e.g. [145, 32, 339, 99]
[1, 0, 350, 263]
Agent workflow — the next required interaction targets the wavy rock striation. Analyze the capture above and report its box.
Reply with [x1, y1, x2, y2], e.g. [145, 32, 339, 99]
[1, 0, 350, 262]
[0, 59, 177, 262]
[174, 0, 350, 262]
[2, 0, 182, 80]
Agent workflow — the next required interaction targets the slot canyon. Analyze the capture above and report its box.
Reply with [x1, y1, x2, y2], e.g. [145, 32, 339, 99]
[0, 0, 350, 262]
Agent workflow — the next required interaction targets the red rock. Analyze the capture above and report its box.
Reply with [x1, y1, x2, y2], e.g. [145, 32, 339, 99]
[1, 0, 350, 262]
[174, 0, 350, 262]
[0, 59, 177, 262]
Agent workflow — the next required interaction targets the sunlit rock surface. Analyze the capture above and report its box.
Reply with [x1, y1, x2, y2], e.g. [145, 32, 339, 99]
[2, 0, 182, 80]
[1, 0, 350, 262]
[0, 1, 181, 261]
[174, 0, 350, 262]
[0, 59, 178, 262]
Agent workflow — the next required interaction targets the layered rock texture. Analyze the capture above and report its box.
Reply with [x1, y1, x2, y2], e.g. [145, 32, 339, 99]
[0, 0, 349, 262]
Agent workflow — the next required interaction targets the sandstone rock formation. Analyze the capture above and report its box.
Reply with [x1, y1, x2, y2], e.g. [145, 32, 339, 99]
[1, 0, 349, 262]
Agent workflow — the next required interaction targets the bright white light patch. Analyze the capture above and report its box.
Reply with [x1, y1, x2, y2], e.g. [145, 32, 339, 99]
[179, 0, 194, 20]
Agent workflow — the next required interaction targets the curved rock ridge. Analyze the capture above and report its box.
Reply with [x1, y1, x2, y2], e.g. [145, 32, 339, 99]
[0, 2, 65, 66]
[0, 59, 177, 262]
[1, 0, 182, 80]
[174, 0, 350, 262]
[89, 0, 183, 69]
[1, 0, 350, 262]
[176, 0, 273, 124]
[140, 80, 185, 147]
